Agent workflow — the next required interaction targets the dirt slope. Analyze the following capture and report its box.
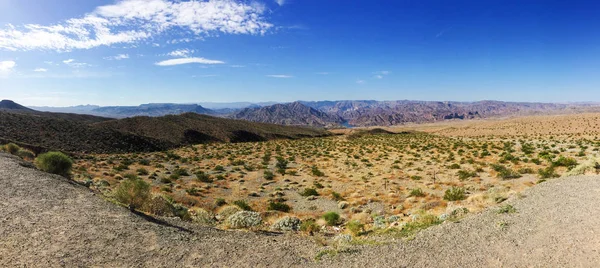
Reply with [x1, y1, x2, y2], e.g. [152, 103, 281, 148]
[0, 153, 317, 267]
[2, 152, 600, 267]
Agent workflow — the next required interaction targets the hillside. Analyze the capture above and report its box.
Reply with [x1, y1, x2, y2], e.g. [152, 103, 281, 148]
[0, 101, 329, 154]
[95, 112, 329, 144]
[232, 101, 345, 127]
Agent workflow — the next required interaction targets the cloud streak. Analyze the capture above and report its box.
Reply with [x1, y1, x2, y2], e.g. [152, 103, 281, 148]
[0, 0, 273, 52]
[104, 54, 130, 60]
[155, 57, 225, 66]
[266, 74, 293, 78]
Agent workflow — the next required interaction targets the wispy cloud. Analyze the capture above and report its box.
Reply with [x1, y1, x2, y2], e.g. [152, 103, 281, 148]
[104, 54, 129, 60]
[356, 79, 366, 84]
[192, 74, 219, 78]
[0, 0, 273, 52]
[167, 49, 194, 58]
[63, 59, 89, 68]
[316, 72, 330, 75]
[373, 70, 390, 79]
[230, 65, 245, 68]
[155, 57, 224, 66]
[0, 60, 16, 77]
[275, 0, 286, 6]
[266, 74, 293, 78]
[34, 68, 48, 72]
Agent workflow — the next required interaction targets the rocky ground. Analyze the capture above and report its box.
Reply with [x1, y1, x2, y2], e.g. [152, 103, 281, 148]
[2, 152, 600, 267]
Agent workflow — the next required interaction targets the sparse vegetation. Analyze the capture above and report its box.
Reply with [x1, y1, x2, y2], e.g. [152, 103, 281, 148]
[35, 152, 73, 177]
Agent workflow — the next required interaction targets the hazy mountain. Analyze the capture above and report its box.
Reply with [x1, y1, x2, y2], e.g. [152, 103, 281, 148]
[91, 103, 214, 118]
[232, 101, 345, 127]
[301, 100, 571, 127]
[196, 101, 279, 109]
[29, 104, 101, 114]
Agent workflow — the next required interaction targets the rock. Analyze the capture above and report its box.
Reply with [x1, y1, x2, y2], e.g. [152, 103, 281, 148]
[306, 196, 317, 201]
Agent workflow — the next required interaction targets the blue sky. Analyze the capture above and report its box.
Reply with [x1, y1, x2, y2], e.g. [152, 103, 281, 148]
[1, 0, 599, 106]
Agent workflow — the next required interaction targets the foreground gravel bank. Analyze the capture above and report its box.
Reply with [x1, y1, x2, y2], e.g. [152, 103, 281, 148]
[2, 152, 599, 267]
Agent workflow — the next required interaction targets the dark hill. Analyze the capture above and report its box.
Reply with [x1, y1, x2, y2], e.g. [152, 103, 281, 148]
[0, 99, 35, 111]
[95, 112, 329, 145]
[0, 102, 329, 154]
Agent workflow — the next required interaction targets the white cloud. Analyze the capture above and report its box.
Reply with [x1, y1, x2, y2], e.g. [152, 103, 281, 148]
[266, 74, 293, 78]
[104, 54, 129, 60]
[356, 80, 365, 84]
[275, 0, 286, 6]
[374, 75, 383, 79]
[155, 57, 224, 66]
[34, 68, 48, 72]
[167, 49, 194, 57]
[0, 60, 16, 72]
[63, 59, 89, 68]
[0, 0, 273, 52]
[230, 64, 245, 68]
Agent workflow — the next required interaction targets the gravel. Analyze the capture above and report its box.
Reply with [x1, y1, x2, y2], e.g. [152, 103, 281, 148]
[3, 152, 600, 267]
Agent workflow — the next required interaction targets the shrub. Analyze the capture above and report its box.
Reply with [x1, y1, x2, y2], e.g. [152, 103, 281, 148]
[216, 205, 241, 221]
[214, 198, 227, 207]
[346, 220, 364, 236]
[322, 211, 340, 226]
[143, 195, 176, 217]
[448, 163, 461, 169]
[409, 188, 425, 197]
[196, 172, 213, 183]
[538, 166, 559, 179]
[457, 170, 477, 181]
[113, 178, 151, 210]
[443, 187, 466, 201]
[552, 156, 578, 169]
[264, 170, 275, 180]
[331, 191, 344, 201]
[5, 143, 20, 154]
[190, 208, 216, 226]
[497, 204, 517, 214]
[518, 167, 534, 174]
[225, 211, 262, 229]
[136, 168, 149, 175]
[16, 149, 35, 160]
[300, 188, 319, 197]
[267, 201, 291, 212]
[271, 216, 301, 231]
[300, 219, 319, 234]
[311, 166, 325, 177]
[491, 164, 521, 179]
[233, 200, 253, 211]
[35, 152, 73, 176]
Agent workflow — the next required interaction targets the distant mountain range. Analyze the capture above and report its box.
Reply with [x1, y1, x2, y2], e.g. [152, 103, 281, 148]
[27, 99, 600, 128]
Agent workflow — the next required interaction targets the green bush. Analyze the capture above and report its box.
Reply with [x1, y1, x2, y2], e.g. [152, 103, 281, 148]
[538, 166, 559, 179]
[322, 211, 340, 226]
[233, 200, 253, 211]
[457, 170, 477, 181]
[300, 219, 319, 234]
[346, 220, 364, 236]
[264, 170, 275, 180]
[267, 201, 291, 212]
[300, 188, 319, 197]
[409, 188, 425, 197]
[196, 172, 213, 183]
[443, 187, 466, 201]
[16, 149, 35, 160]
[35, 152, 73, 176]
[5, 143, 20, 154]
[113, 178, 151, 210]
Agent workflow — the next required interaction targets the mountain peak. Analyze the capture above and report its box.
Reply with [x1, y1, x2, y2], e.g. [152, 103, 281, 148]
[0, 100, 34, 111]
